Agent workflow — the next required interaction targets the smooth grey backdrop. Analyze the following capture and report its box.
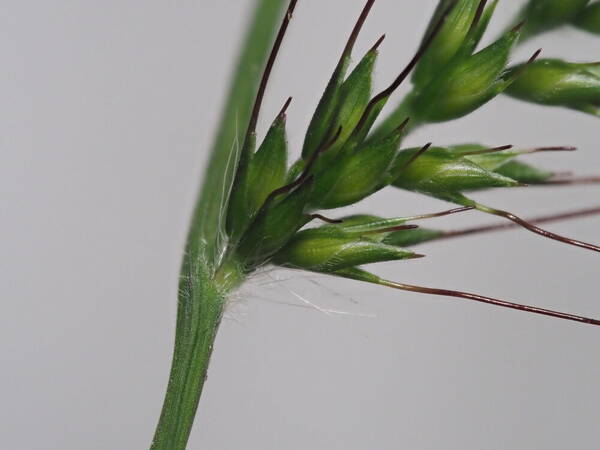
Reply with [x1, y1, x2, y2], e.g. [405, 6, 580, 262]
[2, 1, 599, 449]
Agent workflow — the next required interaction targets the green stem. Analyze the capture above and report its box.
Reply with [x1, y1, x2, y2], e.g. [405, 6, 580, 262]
[151, 1, 287, 449]
[150, 260, 225, 450]
[151, 255, 243, 450]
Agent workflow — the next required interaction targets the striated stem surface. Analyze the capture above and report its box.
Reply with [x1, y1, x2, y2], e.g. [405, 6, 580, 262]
[150, 1, 288, 448]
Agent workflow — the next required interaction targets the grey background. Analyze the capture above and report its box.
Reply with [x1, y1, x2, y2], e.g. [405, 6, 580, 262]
[2, 1, 599, 449]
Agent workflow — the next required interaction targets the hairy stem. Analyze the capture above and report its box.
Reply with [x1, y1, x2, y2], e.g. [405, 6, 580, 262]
[150, 262, 226, 450]
[151, 256, 243, 450]
[150, 1, 288, 448]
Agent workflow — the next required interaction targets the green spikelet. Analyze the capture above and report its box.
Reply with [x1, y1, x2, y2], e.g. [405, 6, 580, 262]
[274, 223, 419, 273]
[236, 177, 314, 270]
[505, 59, 600, 116]
[392, 146, 520, 197]
[409, 26, 523, 123]
[226, 106, 289, 241]
[412, 0, 486, 87]
[573, 1, 600, 34]
[309, 124, 405, 209]
[515, 0, 591, 39]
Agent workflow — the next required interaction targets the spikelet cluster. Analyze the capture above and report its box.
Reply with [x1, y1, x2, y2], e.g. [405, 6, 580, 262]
[220, 0, 600, 325]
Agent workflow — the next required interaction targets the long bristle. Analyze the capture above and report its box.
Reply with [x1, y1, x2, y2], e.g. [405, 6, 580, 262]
[244, 0, 298, 145]
[437, 206, 600, 241]
[541, 176, 600, 186]
[378, 279, 600, 326]
[340, 0, 377, 63]
[477, 204, 600, 253]
[407, 206, 475, 222]
[309, 213, 343, 224]
[469, 0, 489, 32]
[397, 143, 433, 173]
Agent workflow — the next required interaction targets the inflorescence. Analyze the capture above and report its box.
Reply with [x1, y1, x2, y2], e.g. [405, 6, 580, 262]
[220, 0, 600, 326]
